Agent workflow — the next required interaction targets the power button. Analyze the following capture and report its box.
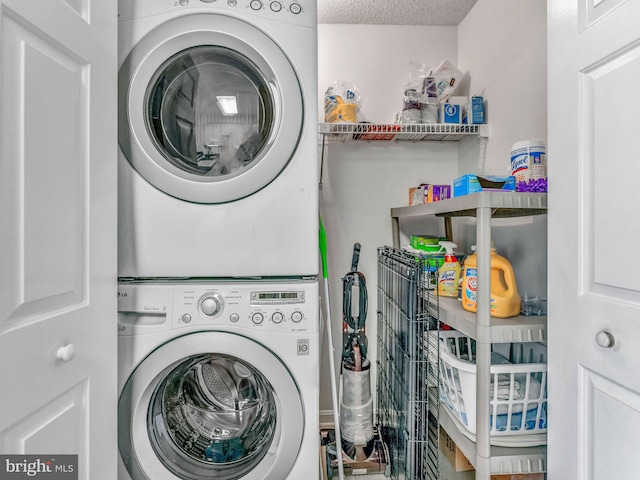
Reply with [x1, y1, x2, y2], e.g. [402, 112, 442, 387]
[289, 2, 301, 14]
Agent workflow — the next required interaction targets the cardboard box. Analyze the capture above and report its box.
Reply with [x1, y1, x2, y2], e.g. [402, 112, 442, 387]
[427, 184, 451, 203]
[491, 475, 544, 480]
[463, 96, 485, 124]
[439, 427, 473, 472]
[453, 174, 516, 197]
[408, 186, 421, 206]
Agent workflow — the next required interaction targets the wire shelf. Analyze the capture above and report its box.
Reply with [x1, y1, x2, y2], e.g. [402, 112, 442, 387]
[319, 122, 484, 142]
[376, 247, 440, 480]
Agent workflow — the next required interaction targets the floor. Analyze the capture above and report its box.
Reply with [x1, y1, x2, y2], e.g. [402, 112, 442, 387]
[321, 443, 476, 480]
[341, 456, 475, 480]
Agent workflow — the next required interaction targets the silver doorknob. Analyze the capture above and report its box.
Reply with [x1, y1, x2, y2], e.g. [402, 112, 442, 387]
[56, 344, 76, 361]
[595, 330, 615, 349]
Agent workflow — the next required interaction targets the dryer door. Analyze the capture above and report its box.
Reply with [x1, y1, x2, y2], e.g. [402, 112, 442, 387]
[119, 332, 304, 480]
[119, 14, 303, 204]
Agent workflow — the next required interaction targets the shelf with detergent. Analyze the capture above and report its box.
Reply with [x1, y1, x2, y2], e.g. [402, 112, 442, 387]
[437, 297, 547, 344]
[440, 406, 547, 475]
[390, 192, 547, 264]
[391, 191, 547, 222]
[391, 190, 548, 480]
[319, 122, 488, 142]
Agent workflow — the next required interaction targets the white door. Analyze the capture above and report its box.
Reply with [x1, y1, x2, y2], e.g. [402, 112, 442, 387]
[548, 0, 640, 477]
[0, 0, 117, 479]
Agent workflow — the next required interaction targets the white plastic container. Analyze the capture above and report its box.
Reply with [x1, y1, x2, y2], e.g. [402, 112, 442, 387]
[510, 139, 546, 183]
[340, 366, 374, 444]
[438, 330, 548, 445]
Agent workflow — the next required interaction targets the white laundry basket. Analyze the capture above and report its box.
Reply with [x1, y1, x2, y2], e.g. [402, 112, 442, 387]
[438, 330, 547, 440]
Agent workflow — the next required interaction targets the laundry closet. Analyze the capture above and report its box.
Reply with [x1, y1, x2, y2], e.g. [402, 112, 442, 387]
[2, 0, 640, 479]
[317, 0, 640, 479]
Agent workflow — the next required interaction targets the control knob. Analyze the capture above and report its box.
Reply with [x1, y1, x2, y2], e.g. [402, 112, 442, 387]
[198, 293, 224, 318]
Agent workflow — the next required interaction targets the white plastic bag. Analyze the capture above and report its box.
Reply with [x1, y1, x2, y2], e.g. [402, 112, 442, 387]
[324, 81, 361, 123]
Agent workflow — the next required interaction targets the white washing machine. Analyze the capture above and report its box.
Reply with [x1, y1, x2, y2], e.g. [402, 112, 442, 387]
[117, 279, 319, 480]
[117, 0, 318, 278]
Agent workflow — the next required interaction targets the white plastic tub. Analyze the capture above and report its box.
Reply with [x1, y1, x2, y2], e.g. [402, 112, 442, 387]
[438, 330, 547, 441]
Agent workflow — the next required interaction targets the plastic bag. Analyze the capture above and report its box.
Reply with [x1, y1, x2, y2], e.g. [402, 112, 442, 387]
[398, 62, 425, 124]
[324, 81, 361, 123]
[398, 59, 463, 124]
[429, 59, 463, 103]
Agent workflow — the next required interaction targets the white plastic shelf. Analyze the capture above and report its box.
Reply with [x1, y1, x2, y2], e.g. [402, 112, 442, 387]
[440, 406, 547, 475]
[437, 297, 547, 344]
[391, 191, 547, 220]
[319, 122, 488, 142]
[390, 191, 548, 480]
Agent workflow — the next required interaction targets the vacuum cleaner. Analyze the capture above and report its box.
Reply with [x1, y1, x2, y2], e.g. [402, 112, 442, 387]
[326, 244, 390, 479]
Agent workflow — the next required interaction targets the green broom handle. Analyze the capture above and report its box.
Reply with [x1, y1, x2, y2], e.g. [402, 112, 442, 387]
[319, 216, 329, 280]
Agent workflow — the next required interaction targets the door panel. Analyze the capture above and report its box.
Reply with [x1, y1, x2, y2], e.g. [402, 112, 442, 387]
[2, 381, 89, 475]
[548, 0, 640, 477]
[1, 11, 87, 327]
[581, 367, 640, 478]
[0, 1, 117, 479]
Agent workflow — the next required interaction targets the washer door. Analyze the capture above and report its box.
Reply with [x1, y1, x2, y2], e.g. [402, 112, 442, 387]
[119, 14, 303, 204]
[119, 332, 304, 480]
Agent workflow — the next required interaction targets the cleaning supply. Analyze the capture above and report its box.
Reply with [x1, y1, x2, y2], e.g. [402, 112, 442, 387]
[461, 245, 521, 318]
[510, 139, 546, 183]
[437, 241, 461, 298]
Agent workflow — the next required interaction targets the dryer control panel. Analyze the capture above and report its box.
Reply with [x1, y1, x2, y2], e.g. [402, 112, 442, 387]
[118, 0, 316, 28]
[117, 280, 319, 336]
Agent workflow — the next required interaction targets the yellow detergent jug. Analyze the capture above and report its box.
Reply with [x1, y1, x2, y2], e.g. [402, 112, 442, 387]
[461, 246, 521, 318]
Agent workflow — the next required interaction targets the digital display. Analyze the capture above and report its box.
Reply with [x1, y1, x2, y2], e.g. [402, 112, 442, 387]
[252, 291, 303, 304]
[259, 293, 280, 299]
[258, 292, 300, 299]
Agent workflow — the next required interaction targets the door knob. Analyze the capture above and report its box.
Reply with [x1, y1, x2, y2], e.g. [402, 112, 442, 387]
[56, 344, 76, 362]
[595, 330, 615, 349]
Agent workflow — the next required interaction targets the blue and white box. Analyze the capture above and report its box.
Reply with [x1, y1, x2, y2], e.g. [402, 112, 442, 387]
[465, 95, 484, 124]
[453, 174, 516, 197]
[441, 103, 461, 124]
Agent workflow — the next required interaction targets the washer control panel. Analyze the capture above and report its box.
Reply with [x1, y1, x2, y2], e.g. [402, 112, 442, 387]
[172, 281, 317, 333]
[117, 280, 318, 335]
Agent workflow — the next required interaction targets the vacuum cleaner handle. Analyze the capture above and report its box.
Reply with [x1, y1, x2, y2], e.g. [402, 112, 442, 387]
[351, 243, 361, 272]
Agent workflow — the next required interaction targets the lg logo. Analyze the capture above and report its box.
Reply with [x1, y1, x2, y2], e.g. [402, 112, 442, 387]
[297, 339, 309, 356]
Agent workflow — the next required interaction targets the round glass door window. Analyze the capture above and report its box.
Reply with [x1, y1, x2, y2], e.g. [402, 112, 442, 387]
[147, 353, 277, 480]
[146, 46, 273, 179]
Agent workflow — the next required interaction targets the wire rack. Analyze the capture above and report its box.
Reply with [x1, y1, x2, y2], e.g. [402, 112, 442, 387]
[319, 122, 483, 142]
[376, 247, 440, 480]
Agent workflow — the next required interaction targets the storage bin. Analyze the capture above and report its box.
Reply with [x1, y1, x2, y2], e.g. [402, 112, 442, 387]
[439, 330, 547, 439]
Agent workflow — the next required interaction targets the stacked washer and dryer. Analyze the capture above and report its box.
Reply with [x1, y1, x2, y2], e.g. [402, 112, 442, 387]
[116, 1, 319, 479]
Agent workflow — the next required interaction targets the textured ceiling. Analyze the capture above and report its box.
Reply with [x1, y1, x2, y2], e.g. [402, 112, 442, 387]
[317, 0, 478, 25]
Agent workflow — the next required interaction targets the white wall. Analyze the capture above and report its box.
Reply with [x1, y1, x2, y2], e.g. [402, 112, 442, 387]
[318, 24, 458, 124]
[317, 6, 548, 420]
[457, 0, 547, 175]
[455, 0, 548, 303]
[317, 24, 459, 420]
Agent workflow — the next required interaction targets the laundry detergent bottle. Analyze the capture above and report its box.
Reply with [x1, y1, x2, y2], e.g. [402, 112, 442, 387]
[461, 245, 521, 318]
[437, 241, 461, 297]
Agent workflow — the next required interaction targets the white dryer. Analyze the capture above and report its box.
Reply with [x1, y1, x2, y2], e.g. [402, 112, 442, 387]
[117, 0, 318, 278]
[117, 279, 319, 479]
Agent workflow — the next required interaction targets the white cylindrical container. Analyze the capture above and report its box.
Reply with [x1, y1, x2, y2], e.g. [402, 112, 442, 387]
[510, 139, 546, 183]
[339, 367, 374, 445]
